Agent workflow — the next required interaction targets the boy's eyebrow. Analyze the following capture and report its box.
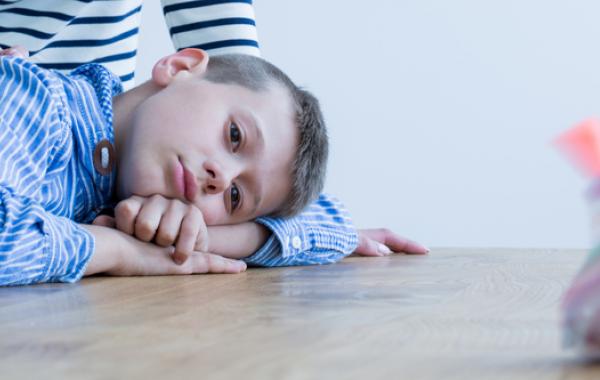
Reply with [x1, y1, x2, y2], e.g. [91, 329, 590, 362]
[244, 110, 264, 151]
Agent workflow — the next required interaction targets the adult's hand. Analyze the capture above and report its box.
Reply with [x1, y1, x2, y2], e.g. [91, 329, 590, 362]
[354, 228, 429, 256]
[0, 45, 29, 59]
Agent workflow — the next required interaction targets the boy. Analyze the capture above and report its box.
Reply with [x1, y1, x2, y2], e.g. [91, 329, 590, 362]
[0, 48, 338, 285]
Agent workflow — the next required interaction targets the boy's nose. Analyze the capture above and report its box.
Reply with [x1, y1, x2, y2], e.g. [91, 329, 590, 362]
[202, 160, 231, 194]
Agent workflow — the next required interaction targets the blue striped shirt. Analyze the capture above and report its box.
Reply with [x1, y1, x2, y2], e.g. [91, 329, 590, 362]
[0, 57, 122, 285]
[0, 57, 358, 285]
[0, 1, 360, 285]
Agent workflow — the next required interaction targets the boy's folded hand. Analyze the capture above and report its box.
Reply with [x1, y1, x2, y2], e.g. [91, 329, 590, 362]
[96, 194, 208, 265]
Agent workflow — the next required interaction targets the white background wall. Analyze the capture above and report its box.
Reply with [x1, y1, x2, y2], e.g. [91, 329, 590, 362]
[136, 1, 600, 249]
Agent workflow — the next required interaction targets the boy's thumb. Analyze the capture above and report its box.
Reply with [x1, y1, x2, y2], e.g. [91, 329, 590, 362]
[92, 214, 116, 228]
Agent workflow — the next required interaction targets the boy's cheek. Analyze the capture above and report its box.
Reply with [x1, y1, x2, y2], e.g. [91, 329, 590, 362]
[196, 201, 224, 226]
[197, 197, 257, 226]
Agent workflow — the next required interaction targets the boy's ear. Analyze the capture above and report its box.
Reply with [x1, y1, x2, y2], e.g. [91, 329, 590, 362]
[151, 48, 209, 86]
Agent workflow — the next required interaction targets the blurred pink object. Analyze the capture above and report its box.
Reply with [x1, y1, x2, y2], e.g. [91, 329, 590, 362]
[556, 118, 600, 177]
[557, 118, 600, 357]
[562, 249, 600, 356]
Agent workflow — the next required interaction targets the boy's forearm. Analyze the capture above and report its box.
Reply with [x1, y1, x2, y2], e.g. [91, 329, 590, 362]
[207, 222, 270, 259]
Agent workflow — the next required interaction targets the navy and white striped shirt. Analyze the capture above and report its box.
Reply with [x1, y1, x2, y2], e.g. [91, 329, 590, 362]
[0, 0, 261, 89]
[0, 1, 359, 286]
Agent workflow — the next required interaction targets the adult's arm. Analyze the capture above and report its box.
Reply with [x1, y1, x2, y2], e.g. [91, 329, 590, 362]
[161, 0, 260, 56]
[0, 1, 145, 87]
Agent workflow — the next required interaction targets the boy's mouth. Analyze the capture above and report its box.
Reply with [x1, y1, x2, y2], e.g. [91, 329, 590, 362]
[173, 157, 186, 200]
[182, 159, 198, 203]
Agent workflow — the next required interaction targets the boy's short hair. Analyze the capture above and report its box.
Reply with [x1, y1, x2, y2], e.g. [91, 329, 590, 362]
[203, 54, 328, 217]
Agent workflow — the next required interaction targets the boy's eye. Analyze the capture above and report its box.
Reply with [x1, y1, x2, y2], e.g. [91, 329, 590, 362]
[230, 122, 242, 151]
[230, 184, 241, 212]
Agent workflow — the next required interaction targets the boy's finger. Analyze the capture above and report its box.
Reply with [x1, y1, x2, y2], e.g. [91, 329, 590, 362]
[384, 234, 429, 254]
[361, 228, 429, 255]
[154, 201, 187, 247]
[192, 252, 247, 274]
[117, 242, 245, 276]
[354, 234, 386, 257]
[193, 210, 209, 252]
[92, 215, 116, 228]
[172, 208, 204, 265]
[134, 195, 169, 242]
[114, 197, 144, 235]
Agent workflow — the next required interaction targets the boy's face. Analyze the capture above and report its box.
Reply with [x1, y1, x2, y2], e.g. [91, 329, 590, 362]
[115, 56, 297, 226]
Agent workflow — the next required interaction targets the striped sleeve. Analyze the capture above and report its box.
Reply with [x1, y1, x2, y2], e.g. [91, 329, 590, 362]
[0, 57, 94, 285]
[0, 188, 95, 286]
[243, 194, 359, 267]
[161, 0, 260, 56]
[0, 1, 259, 89]
[0, 1, 143, 88]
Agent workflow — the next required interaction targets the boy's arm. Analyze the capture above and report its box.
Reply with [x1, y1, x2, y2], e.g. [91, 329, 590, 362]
[0, 63, 89, 286]
[0, 189, 95, 286]
[208, 194, 429, 265]
[207, 222, 271, 260]
[0, 190, 245, 286]
[211, 194, 360, 266]
[160, 0, 260, 56]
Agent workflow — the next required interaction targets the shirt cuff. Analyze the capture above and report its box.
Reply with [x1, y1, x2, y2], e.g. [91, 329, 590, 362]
[41, 215, 96, 283]
[255, 217, 310, 258]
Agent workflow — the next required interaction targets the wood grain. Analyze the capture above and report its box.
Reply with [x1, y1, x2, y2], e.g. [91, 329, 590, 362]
[0, 248, 598, 379]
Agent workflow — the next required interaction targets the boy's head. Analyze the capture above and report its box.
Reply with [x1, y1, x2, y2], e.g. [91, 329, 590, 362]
[114, 49, 328, 225]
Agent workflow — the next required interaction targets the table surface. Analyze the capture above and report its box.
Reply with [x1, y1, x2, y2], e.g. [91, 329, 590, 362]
[2, 248, 600, 380]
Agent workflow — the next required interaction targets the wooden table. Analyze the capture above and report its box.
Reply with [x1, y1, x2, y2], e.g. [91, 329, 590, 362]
[1, 248, 600, 379]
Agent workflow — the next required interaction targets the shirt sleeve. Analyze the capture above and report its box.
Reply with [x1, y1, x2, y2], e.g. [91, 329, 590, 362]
[0, 57, 94, 286]
[243, 194, 359, 267]
[160, 0, 260, 56]
[0, 188, 95, 286]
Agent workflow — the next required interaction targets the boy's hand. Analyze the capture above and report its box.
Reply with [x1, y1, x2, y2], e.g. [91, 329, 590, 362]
[112, 233, 246, 276]
[0, 45, 29, 59]
[355, 228, 429, 256]
[94, 194, 208, 265]
[82, 223, 246, 276]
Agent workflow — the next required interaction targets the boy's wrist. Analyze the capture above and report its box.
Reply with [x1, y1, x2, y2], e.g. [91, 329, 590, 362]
[207, 222, 270, 259]
[80, 223, 125, 275]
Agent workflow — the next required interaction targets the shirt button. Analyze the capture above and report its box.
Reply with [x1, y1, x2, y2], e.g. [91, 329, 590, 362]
[93, 139, 116, 176]
[291, 236, 302, 249]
